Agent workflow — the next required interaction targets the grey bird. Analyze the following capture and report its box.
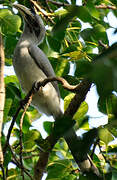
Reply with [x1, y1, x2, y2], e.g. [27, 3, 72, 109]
[13, 4, 62, 120]
[13, 4, 99, 177]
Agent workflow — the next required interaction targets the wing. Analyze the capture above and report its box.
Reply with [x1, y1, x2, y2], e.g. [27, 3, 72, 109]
[28, 44, 60, 97]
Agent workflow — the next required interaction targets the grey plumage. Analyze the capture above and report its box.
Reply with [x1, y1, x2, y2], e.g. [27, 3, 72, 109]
[13, 4, 62, 119]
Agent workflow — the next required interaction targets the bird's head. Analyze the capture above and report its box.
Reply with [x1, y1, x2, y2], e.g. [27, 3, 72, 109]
[13, 4, 45, 45]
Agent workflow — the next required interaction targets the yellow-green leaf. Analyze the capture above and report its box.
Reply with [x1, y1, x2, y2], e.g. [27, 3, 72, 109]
[0, 9, 21, 34]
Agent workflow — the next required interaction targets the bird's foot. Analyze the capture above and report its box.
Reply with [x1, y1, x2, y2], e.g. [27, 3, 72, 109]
[32, 81, 41, 92]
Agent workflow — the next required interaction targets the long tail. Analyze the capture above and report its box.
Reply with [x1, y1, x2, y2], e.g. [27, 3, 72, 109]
[64, 128, 100, 176]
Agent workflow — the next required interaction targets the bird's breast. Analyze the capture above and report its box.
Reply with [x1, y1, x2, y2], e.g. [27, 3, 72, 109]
[13, 45, 61, 117]
[13, 45, 47, 92]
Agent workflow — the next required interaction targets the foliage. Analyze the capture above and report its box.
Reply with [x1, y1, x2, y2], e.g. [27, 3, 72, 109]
[0, 0, 117, 179]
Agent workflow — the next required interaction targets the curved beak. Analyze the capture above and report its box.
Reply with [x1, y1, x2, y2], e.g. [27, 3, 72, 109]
[13, 4, 35, 23]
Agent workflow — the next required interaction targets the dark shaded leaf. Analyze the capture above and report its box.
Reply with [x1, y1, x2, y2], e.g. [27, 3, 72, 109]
[43, 121, 53, 135]
[47, 35, 61, 52]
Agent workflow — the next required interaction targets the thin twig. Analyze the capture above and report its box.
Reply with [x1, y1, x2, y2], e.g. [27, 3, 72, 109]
[30, 0, 55, 23]
[23, 153, 40, 159]
[0, 33, 5, 166]
[19, 95, 33, 179]
[98, 40, 108, 49]
[98, 141, 107, 163]
[3, 106, 21, 154]
[34, 76, 80, 93]
[91, 138, 99, 159]
[9, 145, 33, 180]
[95, 4, 117, 10]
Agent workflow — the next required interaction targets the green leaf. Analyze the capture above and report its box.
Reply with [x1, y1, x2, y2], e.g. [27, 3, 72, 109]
[5, 58, 12, 66]
[0, 9, 21, 34]
[5, 34, 18, 58]
[112, 169, 117, 180]
[80, 28, 93, 42]
[26, 109, 41, 122]
[4, 148, 12, 167]
[75, 59, 92, 78]
[75, 115, 90, 130]
[64, 93, 75, 111]
[99, 128, 114, 145]
[49, 58, 70, 77]
[4, 98, 13, 122]
[52, 5, 91, 40]
[87, 1, 100, 20]
[54, 8, 68, 17]
[49, 57, 70, 98]
[62, 174, 76, 180]
[7, 168, 19, 179]
[43, 121, 53, 135]
[98, 96, 107, 114]
[64, 94, 89, 129]
[74, 101, 88, 120]
[92, 24, 108, 44]
[79, 43, 117, 97]
[76, 6, 92, 22]
[47, 159, 72, 179]
[62, 44, 78, 54]
[6, 82, 21, 102]
[47, 35, 61, 52]
[81, 24, 108, 44]
[5, 75, 19, 85]
[106, 94, 117, 117]
[111, 0, 117, 6]
[23, 129, 41, 150]
[71, 0, 76, 5]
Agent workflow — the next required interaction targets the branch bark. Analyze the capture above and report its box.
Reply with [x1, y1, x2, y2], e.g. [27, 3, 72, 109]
[0, 33, 5, 166]
[19, 95, 33, 179]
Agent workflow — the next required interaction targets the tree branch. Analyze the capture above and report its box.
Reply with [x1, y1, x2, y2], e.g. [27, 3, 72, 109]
[30, 0, 55, 24]
[95, 4, 117, 10]
[0, 33, 5, 169]
[3, 106, 21, 154]
[45, 0, 117, 11]
[19, 95, 33, 179]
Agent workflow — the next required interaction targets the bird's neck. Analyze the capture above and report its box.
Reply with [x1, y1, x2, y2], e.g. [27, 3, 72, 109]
[18, 24, 39, 47]
[18, 21, 46, 47]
